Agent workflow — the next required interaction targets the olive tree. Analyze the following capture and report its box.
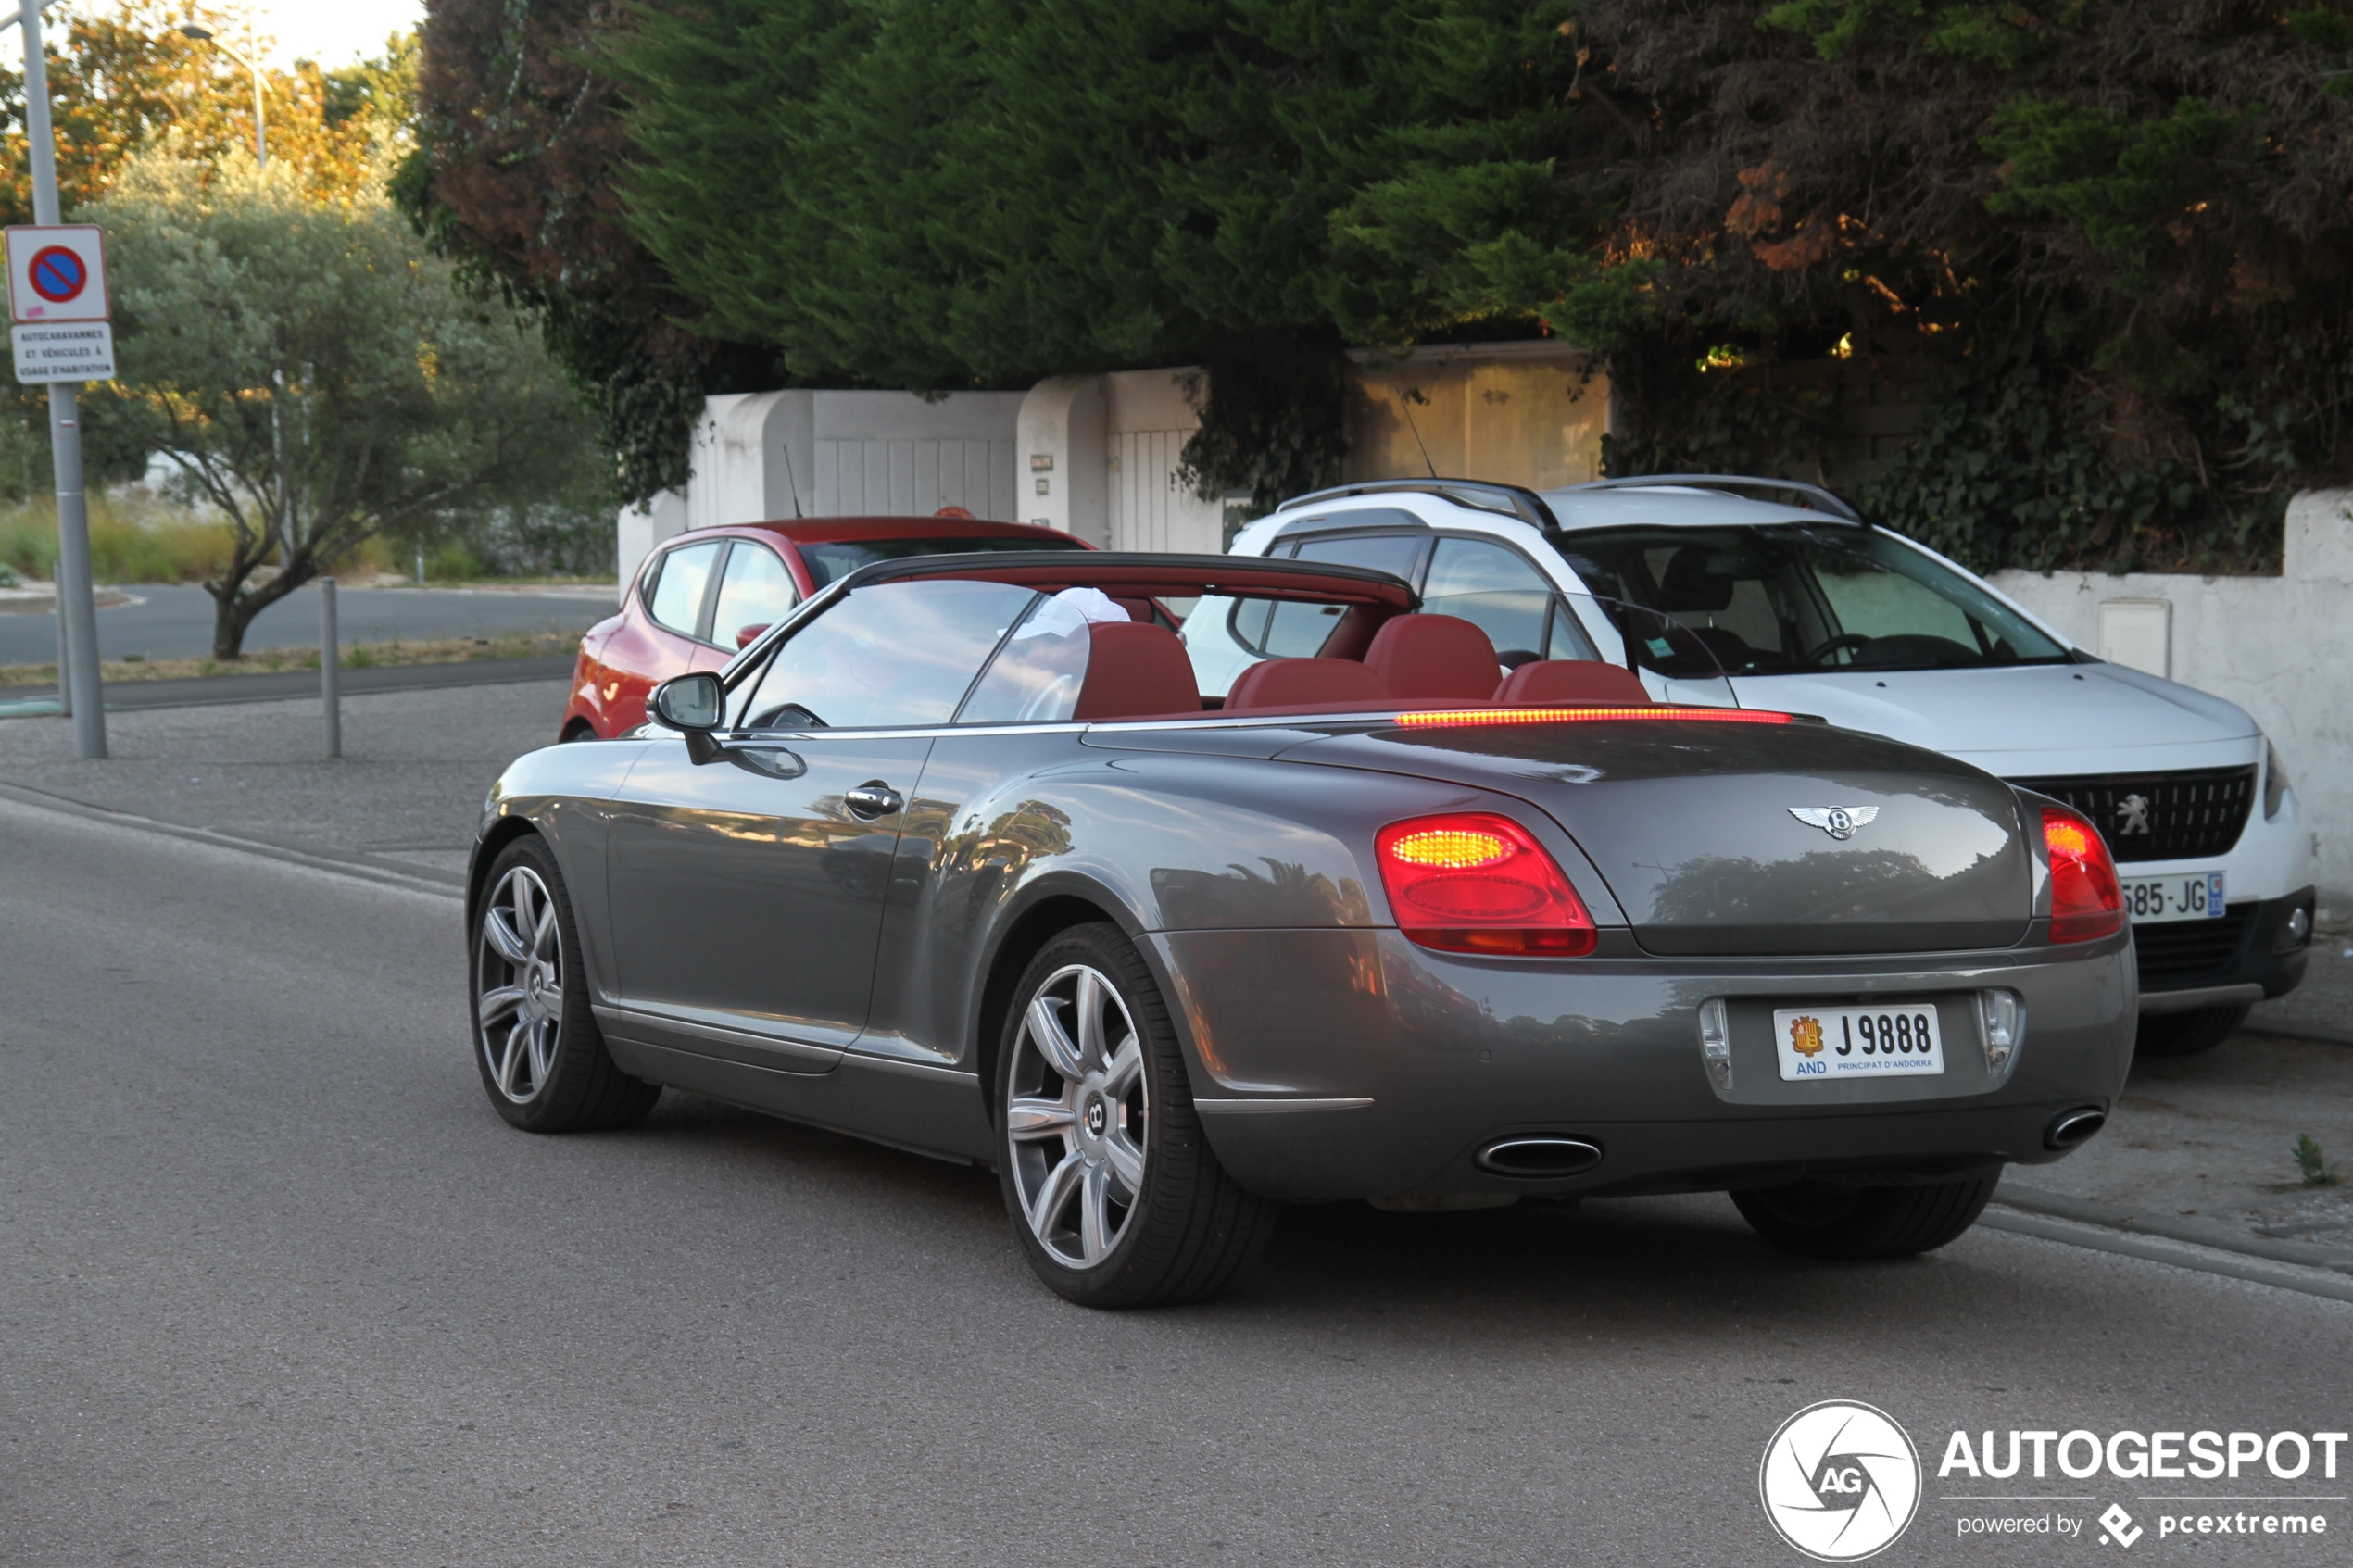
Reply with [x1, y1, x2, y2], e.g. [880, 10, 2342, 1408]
[97, 147, 600, 657]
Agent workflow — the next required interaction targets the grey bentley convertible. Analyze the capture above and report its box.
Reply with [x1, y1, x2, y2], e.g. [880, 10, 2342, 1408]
[469, 547, 2135, 1306]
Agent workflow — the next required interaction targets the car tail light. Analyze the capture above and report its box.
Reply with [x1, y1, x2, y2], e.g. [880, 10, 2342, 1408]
[2043, 805, 2124, 944]
[1375, 812, 1597, 957]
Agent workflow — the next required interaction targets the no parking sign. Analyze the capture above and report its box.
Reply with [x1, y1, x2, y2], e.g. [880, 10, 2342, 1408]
[6, 225, 109, 322]
[7, 226, 114, 383]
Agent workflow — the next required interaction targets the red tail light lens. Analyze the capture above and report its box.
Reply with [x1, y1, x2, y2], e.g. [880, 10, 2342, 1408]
[2043, 805, 2125, 944]
[1375, 812, 1597, 957]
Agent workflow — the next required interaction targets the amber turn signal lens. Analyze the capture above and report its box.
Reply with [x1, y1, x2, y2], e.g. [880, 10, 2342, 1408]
[1383, 828, 1514, 871]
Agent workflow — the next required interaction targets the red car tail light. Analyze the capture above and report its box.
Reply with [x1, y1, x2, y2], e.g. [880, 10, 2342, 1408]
[2043, 805, 2125, 944]
[1375, 812, 1597, 957]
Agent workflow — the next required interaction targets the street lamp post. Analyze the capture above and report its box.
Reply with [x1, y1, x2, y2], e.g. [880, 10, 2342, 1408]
[178, 24, 263, 167]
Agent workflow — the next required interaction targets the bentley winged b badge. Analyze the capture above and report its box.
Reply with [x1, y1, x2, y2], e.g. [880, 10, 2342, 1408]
[1789, 806, 1881, 841]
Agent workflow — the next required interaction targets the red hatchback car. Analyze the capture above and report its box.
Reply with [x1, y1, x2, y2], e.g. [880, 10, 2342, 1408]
[561, 515, 1088, 740]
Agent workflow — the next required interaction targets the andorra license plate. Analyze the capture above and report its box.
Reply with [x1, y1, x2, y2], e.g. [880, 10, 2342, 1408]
[2120, 871, 2225, 924]
[1773, 1004, 1945, 1081]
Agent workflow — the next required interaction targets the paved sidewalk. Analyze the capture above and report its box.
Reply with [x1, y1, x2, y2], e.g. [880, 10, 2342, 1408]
[0, 678, 571, 885]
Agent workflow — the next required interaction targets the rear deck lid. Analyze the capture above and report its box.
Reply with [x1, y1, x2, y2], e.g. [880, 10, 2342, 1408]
[1280, 715, 2034, 956]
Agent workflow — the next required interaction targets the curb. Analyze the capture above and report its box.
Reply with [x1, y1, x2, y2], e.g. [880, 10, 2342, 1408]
[1994, 1181, 2353, 1276]
[1978, 1207, 2353, 1307]
[0, 776, 467, 899]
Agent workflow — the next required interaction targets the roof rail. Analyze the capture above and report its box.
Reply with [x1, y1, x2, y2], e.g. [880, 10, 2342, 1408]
[1563, 474, 1865, 524]
[1276, 478, 1559, 531]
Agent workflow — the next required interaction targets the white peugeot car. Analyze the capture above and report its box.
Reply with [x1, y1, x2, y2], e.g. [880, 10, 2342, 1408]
[1192, 475, 2315, 1055]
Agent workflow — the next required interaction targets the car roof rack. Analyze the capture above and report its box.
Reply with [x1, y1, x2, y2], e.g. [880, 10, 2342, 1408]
[1562, 474, 1865, 524]
[1276, 478, 1559, 531]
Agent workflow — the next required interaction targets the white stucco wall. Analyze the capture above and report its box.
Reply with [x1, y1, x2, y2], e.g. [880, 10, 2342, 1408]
[1988, 488, 2353, 909]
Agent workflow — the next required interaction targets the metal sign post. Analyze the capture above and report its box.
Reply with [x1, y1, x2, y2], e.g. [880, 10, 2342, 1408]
[319, 577, 340, 758]
[9, 0, 105, 758]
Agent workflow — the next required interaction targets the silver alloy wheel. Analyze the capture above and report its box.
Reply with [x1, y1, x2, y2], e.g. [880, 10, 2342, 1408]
[1006, 962, 1149, 1269]
[476, 865, 564, 1104]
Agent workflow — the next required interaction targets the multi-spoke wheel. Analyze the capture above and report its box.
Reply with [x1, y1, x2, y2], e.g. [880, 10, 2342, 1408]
[1007, 963, 1150, 1269]
[478, 864, 564, 1102]
[995, 922, 1277, 1307]
[471, 835, 660, 1133]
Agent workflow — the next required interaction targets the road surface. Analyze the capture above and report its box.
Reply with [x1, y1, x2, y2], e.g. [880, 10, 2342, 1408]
[3, 799, 2347, 1566]
[0, 582, 612, 665]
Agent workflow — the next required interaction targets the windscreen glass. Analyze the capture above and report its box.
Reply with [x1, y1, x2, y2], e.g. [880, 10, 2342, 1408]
[957, 597, 1095, 724]
[735, 580, 1036, 729]
[799, 534, 1074, 588]
[1554, 525, 2066, 674]
[1226, 596, 1351, 659]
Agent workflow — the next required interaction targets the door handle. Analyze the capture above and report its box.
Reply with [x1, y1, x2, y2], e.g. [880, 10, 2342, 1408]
[843, 781, 903, 820]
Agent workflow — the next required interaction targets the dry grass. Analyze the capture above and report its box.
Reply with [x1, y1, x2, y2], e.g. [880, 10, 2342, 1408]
[0, 489, 396, 583]
[0, 628, 580, 689]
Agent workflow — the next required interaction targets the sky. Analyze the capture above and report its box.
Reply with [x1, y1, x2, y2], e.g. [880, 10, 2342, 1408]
[0, 2, 426, 69]
[247, 0, 425, 69]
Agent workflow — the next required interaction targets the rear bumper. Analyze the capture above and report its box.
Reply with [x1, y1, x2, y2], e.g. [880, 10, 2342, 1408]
[2134, 886, 2313, 1006]
[1147, 928, 2135, 1204]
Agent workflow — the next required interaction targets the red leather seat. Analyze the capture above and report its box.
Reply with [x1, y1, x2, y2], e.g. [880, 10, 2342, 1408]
[1071, 623, 1203, 721]
[1364, 614, 1501, 700]
[1225, 657, 1390, 712]
[1493, 659, 1654, 707]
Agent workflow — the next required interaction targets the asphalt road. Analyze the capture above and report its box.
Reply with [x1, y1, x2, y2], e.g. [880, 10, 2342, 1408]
[0, 582, 614, 664]
[5, 802, 2350, 1567]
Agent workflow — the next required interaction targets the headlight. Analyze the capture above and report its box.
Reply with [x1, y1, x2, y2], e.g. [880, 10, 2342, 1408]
[2265, 737, 2293, 820]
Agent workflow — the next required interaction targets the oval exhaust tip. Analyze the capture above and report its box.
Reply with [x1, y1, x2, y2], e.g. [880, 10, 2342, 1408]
[1476, 1135, 1604, 1179]
[2045, 1108, 2106, 1151]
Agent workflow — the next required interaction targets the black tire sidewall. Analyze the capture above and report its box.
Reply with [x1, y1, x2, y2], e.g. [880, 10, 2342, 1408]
[2133, 1004, 2250, 1058]
[994, 923, 1212, 1306]
[1734, 1173, 1998, 1261]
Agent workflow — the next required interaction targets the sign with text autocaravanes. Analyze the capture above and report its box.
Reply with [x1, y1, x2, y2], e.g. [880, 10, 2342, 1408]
[6, 224, 114, 383]
[12, 320, 114, 382]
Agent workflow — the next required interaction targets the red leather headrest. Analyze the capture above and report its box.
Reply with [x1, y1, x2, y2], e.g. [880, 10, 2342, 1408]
[1364, 614, 1500, 700]
[1493, 659, 1654, 707]
[1071, 622, 1201, 721]
[1225, 657, 1389, 712]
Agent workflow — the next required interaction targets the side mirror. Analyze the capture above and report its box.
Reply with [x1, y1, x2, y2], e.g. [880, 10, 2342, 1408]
[650, 672, 725, 763]
[735, 622, 771, 649]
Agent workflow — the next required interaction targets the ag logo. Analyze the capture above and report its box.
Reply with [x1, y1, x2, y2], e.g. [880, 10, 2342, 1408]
[1759, 1400, 1921, 1561]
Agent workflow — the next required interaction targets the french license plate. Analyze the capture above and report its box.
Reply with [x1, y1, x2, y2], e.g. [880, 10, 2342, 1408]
[2120, 871, 2225, 924]
[1773, 1005, 1945, 1081]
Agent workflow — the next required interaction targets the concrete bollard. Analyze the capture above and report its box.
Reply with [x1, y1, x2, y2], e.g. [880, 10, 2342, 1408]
[320, 576, 341, 759]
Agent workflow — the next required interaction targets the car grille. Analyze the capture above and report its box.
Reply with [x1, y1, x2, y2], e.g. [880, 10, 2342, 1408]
[2134, 910, 2251, 986]
[2010, 767, 2256, 863]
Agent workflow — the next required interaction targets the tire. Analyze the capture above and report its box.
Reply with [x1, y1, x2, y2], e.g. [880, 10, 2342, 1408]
[1732, 1173, 1998, 1261]
[2133, 1004, 2250, 1059]
[560, 720, 597, 743]
[995, 922, 1278, 1307]
[472, 835, 660, 1133]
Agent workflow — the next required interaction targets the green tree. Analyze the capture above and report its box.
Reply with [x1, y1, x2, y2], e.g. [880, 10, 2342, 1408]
[97, 145, 604, 657]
